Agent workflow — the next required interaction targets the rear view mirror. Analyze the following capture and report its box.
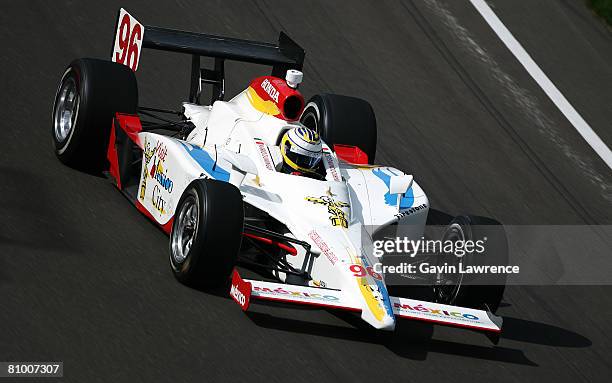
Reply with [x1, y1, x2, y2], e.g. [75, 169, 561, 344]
[221, 149, 259, 176]
[389, 174, 413, 195]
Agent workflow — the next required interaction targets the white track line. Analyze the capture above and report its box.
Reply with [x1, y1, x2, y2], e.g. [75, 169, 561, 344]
[469, 0, 612, 170]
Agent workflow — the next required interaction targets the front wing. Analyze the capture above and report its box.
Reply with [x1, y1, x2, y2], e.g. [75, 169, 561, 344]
[230, 270, 502, 334]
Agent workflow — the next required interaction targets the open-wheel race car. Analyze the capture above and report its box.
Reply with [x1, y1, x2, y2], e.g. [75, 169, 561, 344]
[51, 8, 507, 341]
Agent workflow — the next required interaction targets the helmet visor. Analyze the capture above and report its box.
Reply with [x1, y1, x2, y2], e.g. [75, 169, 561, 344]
[284, 141, 322, 170]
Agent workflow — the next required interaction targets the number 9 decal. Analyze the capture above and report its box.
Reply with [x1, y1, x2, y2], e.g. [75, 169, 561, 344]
[349, 264, 366, 277]
[349, 264, 382, 280]
[112, 8, 143, 72]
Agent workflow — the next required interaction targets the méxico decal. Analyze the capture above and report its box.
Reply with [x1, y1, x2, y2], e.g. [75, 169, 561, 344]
[392, 302, 480, 321]
[253, 286, 340, 301]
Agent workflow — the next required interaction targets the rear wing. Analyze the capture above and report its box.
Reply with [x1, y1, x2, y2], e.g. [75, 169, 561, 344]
[111, 8, 304, 104]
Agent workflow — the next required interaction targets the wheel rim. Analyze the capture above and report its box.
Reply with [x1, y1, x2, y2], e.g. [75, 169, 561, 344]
[53, 76, 79, 144]
[434, 223, 466, 304]
[171, 193, 199, 265]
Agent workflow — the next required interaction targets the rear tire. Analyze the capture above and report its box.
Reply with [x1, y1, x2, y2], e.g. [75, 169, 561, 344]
[52, 58, 138, 171]
[300, 94, 377, 163]
[170, 179, 244, 288]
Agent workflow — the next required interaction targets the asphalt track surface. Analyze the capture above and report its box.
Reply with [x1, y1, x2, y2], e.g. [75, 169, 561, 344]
[1, 1, 611, 382]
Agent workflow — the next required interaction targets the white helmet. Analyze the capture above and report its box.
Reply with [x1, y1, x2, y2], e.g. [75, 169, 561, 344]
[280, 127, 322, 173]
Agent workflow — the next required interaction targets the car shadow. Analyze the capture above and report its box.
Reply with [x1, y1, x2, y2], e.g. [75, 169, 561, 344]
[244, 309, 537, 366]
[500, 316, 591, 348]
[193, 281, 592, 366]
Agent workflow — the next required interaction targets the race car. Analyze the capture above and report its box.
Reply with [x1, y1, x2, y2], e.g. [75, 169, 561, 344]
[51, 9, 507, 340]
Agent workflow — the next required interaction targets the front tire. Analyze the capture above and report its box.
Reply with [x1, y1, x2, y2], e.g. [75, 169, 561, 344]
[52, 58, 138, 171]
[170, 179, 244, 288]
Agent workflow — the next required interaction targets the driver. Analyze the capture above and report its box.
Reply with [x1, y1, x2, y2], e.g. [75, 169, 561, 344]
[279, 127, 323, 177]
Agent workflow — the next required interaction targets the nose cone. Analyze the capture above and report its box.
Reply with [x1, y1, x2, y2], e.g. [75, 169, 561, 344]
[298, 209, 396, 331]
[338, 228, 396, 330]
[356, 278, 396, 331]
[362, 309, 396, 330]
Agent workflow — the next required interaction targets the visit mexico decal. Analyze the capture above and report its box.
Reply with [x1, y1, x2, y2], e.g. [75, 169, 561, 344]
[139, 136, 175, 219]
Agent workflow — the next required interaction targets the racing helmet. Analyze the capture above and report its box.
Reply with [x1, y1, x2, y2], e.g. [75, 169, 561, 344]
[280, 127, 323, 173]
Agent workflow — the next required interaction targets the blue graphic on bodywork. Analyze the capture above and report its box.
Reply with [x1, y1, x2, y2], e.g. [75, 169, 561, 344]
[372, 168, 414, 209]
[179, 142, 230, 181]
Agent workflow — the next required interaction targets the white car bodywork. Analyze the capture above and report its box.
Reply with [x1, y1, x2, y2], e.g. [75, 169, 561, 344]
[134, 83, 504, 333]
